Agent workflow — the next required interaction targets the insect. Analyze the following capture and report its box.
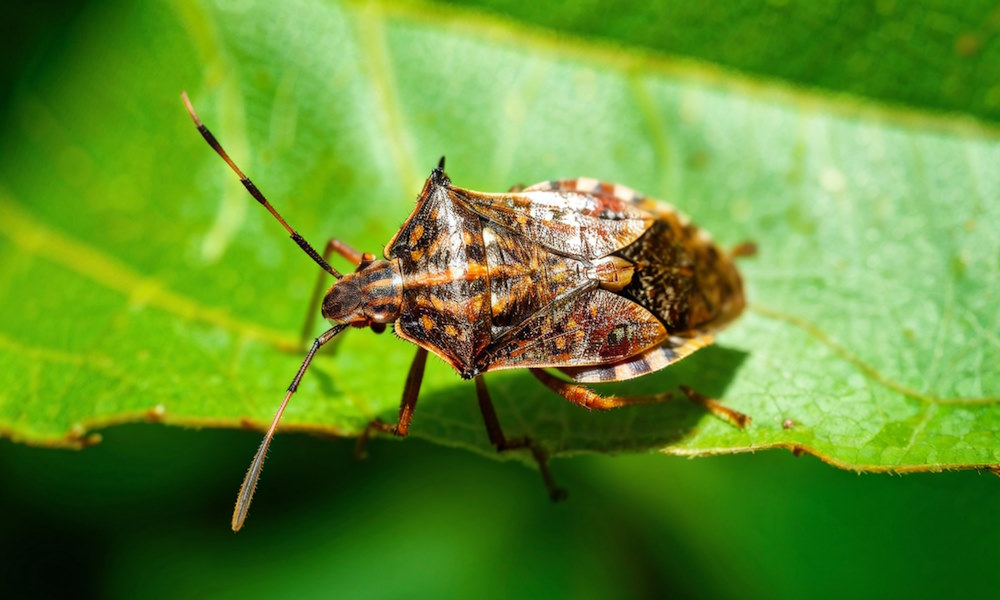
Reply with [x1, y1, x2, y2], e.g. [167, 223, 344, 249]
[182, 92, 752, 532]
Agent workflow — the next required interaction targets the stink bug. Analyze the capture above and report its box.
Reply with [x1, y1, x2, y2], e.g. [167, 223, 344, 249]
[182, 92, 751, 531]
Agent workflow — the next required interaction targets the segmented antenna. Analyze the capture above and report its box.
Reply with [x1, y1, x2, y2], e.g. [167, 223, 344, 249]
[232, 324, 346, 531]
[181, 91, 341, 279]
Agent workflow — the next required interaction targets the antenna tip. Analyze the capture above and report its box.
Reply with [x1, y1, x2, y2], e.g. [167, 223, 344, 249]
[180, 90, 202, 126]
[232, 497, 250, 532]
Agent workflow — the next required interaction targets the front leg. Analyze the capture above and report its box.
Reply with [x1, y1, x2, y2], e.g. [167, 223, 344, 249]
[354, 347, 428, 458]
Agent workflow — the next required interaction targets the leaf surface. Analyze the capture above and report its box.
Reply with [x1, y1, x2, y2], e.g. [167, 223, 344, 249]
[0, 0, 997, 472]
[442, 0, 1000, 124]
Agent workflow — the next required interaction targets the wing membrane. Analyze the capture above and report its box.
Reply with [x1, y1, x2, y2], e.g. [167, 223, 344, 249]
[455, 178, 655, 260]
[480, 287, 667, 372]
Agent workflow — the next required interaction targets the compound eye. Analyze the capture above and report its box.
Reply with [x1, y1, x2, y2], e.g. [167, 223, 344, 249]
[322, 281, 362, 321]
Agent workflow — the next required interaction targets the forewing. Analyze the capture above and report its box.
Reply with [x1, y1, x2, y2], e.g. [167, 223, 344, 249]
[455, 178, 655, 260]
[525, 179, 685, 216]
[479, 286, 667, 372]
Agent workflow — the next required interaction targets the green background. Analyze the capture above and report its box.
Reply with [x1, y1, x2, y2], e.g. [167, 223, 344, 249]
[1, 0, 998, 598]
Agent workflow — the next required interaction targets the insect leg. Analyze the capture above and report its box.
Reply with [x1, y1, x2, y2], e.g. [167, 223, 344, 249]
[730, 241, 758, 259]
[300, 238, 374, 346]
[532, 371, 748, 428]
[354, 347, 428, 458]
[474, 376, 568, 502]
[529, 369, 668, 410]
[679, 385, 751, 428]
[323, 238, 369, 267]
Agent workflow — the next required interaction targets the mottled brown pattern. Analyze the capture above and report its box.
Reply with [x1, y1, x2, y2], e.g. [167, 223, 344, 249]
[480, 288, 666, 372]
[616, 208, 745, 333]
[362, 173, 742, 380]
[187, 91, 751, 523]
[480, 179, 745, 381]
[457, 186, 654, 260]
[387, 180, 492, 376]
[483, 224, 589, 336]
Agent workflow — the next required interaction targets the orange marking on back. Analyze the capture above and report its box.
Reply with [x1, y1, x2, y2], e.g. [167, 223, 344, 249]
[405, 264, 488, 287]
[409, 223, 425, 246]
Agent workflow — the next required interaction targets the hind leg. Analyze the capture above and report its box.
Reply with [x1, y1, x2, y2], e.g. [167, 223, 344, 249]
[532, 369, 749, 428]
[730, 241, 757, 259]
[530, 369, 670, 410]
[679, 385, 751, 428]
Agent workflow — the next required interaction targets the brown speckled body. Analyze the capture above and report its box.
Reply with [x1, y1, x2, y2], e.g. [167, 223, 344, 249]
[336, 169, 746, 382]
[184, 88, 750, 527]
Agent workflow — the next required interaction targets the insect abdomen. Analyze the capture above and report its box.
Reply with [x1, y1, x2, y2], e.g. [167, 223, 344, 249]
[615, 209, 745, 333]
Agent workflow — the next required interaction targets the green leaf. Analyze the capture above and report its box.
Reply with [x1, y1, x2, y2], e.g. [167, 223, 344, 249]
[439, 0, 1000, 124]
[1, 0, 997, 474]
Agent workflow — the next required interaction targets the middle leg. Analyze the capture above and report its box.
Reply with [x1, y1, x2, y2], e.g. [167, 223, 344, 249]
[475, 376, 567, 501]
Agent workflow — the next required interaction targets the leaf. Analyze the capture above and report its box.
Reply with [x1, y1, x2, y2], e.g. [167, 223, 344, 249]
[0, 0, 997, 473]
[439, 0, 1000, 124]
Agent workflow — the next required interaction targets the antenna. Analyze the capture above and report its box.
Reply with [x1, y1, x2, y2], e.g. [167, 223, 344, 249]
[181, 91, 341, 279]
[232, 324, 347, 531]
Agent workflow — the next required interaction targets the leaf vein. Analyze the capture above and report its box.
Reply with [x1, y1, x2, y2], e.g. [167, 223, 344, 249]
[350, 2, 422, 191]
[0, 192, 294, 349]
[750, 304, 1000, 406]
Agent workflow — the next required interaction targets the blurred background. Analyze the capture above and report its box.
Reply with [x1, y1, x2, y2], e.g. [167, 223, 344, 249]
[2, 1, 998, 598]
[3, 425, 999, 598]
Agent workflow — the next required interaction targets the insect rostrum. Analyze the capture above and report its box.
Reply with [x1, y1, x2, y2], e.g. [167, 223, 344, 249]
[182, 92, 750, 532]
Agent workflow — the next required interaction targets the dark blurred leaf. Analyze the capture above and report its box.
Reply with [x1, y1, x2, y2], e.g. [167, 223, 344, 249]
[0, 0, 997, 473]
[439, 0, 1000, 124]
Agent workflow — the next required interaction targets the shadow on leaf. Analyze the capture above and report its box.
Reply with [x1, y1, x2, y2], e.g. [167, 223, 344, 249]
[398, 344, 750, 461]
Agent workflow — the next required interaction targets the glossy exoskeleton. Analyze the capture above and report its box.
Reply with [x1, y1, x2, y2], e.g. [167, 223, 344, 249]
[182, 92, 751, 531]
